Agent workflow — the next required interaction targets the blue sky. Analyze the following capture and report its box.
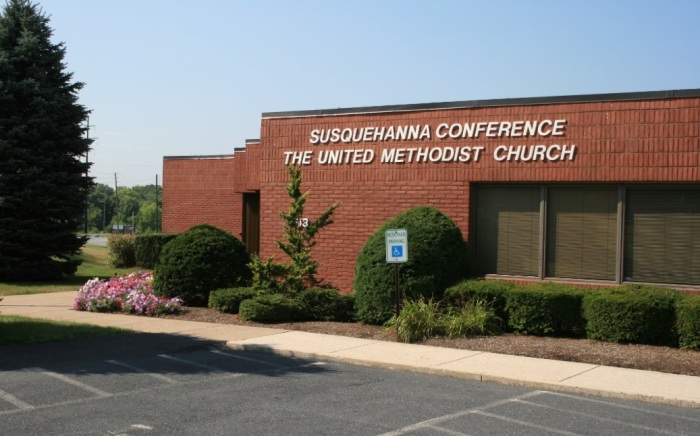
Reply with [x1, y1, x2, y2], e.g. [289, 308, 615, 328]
[38, 0, 700, 187]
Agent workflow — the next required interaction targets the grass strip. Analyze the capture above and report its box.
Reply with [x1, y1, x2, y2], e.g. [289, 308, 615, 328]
[0, 314, 132, 345]
[0, 245, 149, 296]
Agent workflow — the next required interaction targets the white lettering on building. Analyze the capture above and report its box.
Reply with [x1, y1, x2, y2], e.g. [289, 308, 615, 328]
[299, 119, 574, 165]
[493, 145, 577, 162]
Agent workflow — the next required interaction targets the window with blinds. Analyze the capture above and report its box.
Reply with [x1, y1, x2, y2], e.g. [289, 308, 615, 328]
[474, 184, 700, 286]
[624, 188, 700, 285]
[545, 187, 618, 280]
[474, 186, 540, 276]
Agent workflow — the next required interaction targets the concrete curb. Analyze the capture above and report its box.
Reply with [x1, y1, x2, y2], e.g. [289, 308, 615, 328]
[225, 342, 700, 409]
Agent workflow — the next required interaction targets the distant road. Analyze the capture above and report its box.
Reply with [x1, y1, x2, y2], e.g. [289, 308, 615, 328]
[87, 236, 108, 247]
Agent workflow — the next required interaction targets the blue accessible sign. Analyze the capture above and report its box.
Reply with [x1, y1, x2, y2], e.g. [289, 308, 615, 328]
[385, 229, 408, 263]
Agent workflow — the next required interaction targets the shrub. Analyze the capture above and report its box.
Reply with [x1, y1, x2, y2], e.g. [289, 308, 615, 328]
[387, 298, 442, 343]
[208, 287, 258, 314]
[135, 233, 178, 269]
[505, 282, 586, 336]
[441, 300, 502, 339]
[353, 206, 469, 324]
[387, 297, 502, 343]
[153, 224, 251, 307]
[676, 295, 700, 350]
[294, 288, 355, 322]
[444, 279, 515, 325]
[582, 284, 681, 345]
[238, 294, 302, 322]
[107, 234, 136, 268]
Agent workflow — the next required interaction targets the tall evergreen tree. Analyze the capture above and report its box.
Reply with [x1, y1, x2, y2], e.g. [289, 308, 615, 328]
[0, 0, 93, 280]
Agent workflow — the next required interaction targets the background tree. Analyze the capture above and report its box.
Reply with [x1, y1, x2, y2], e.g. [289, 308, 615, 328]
[87, 183, 114, 232]
[116, 187, 140, 229]
[136, 202, 159, 233]
[0, 0, 92, 280]
[85, 183, 161, 233]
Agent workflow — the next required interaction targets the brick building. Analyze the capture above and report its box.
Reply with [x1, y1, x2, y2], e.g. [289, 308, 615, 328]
[163, 89, 700, 293]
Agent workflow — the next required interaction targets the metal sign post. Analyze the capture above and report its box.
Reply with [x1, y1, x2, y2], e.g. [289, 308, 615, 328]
[385, 229, 408, 316]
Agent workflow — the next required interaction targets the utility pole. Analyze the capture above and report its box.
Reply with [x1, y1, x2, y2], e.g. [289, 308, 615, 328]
[103, 201, 106, 231]
[114, 173, 119, 233]
[84, 116, 93, 234]
[155, 174, 160, 233]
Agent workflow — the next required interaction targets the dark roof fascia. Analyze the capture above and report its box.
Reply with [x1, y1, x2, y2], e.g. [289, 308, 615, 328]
[261, 88, 700, 119]
[163, 154, 234, 160]
[245, 138, 261, 144]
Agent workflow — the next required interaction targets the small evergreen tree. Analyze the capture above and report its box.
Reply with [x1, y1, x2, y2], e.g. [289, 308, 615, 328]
[250, 165, 339, 295]
[0, 0, 93, 280]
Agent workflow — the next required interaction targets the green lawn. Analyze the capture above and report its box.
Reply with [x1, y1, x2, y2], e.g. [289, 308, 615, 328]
[0, 245, 149, 296]
[0, 314, 132, 345]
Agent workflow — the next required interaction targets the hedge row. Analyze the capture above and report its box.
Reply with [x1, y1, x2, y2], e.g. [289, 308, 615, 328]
[107, 233, 178, 270]
[134, 233, 178, 268]
[446, 279, 700, 349]
[582, 284, 679, 345]
[209, 287, 355, 323]
[676, 295, 700, 350]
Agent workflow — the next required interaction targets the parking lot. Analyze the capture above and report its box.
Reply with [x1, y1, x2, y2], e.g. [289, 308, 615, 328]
[1, 333, 698, 435]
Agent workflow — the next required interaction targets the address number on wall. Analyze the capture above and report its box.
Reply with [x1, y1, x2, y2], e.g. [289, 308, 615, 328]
[297, 218, 309, 228]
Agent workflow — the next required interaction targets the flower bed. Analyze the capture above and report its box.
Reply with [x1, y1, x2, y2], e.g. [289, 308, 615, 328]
[74, 272, 183, 316]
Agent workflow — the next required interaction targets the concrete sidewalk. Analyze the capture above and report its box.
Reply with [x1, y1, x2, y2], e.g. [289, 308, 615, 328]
[2, 291, 700, 409]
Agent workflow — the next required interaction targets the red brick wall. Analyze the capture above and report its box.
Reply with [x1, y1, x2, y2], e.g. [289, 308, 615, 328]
[163, 96, 700, 293]
[258, 98, 700, 293]
[162, 157, 244, 236]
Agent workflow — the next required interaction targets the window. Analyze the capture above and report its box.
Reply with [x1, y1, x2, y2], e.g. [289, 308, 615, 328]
[474, 184, 700, 286]
[546, 187, 618, 280]
[474, 186, 540, 277]
[624, 188, 700, 285]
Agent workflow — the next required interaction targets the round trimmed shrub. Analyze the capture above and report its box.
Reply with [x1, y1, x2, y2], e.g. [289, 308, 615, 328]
[582, 284, 681, 345]
[153, 224, 251, 306]
[353, 206, 469, 324]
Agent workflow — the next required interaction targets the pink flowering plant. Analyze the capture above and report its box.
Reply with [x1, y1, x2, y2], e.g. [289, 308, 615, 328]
[74, 272, 183, 316]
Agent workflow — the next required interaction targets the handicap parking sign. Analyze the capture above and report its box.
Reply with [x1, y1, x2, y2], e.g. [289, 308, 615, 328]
[385, 229, 408, 263]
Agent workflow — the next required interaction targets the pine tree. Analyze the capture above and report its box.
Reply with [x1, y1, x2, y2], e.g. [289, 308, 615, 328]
[0, 0, 93, 280]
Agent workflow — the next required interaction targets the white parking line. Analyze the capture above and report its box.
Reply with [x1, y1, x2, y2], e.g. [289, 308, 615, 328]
[514, 399, 685, 435]
[543, 391, 700, 423]
[33, 368, 111, 398]
[376, 391, 543, 436]
[0, 388, 34, 410]
[106, 359, 179, 384]
[472, 410, 582, 435]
